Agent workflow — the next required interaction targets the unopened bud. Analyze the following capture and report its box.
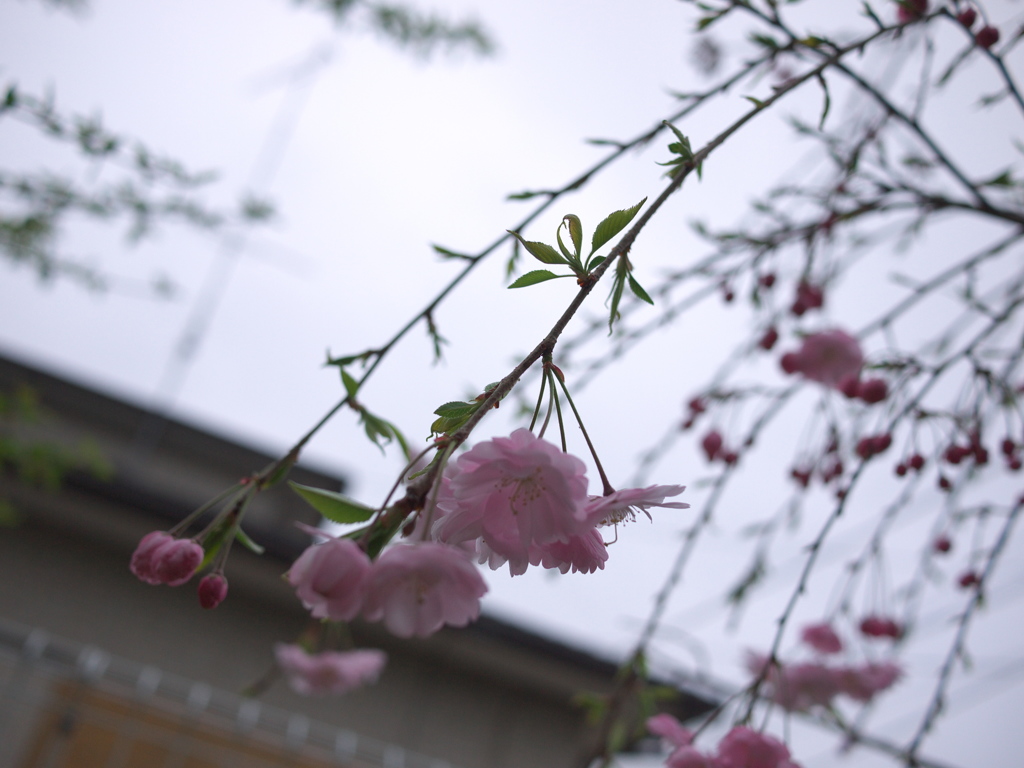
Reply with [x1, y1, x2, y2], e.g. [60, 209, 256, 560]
[198, 574, 229, 609]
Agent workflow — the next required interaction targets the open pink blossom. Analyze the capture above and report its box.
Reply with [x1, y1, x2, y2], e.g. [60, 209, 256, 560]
[582, 484, 689, 527]
[274, 644, 386, 696]
[781, 330, 864, 390]
[715, 727, 801, 768]
[838, 661, 902, 702]
[363, 543, 488, 638]
[746, 653, 841, 712]
[800, 622, 843, 655]
[530, 527, 609, 574]
[668, 747, 720, 768]
[287, 537, 372, 621]
[434, 429, 590, 566]
[647, 713, 694, 748]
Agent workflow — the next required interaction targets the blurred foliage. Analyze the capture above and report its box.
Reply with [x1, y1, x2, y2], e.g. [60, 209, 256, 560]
[294, 0, 494, 58]
[4, 0, 491, 294]
[0, 85, 273, 295]
[0, 384, 113, 525]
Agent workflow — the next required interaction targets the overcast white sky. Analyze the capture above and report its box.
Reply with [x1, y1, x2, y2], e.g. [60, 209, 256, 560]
[2, 1, 1024, 766]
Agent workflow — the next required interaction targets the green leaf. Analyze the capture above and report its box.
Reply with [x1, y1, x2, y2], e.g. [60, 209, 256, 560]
[434, 400, 478, 418]
[507, 231, 566, 265]
[563, 214, 583, 257]
[432, 244, 473, 260]
[744, 95, 766, 109]
[980, 169, 1014, 187]
[234, 526, 265, 555]
[288, 481, 375, 524]
[607, 266, 627, 333]
[816, 72, 831, 131]
[506, 189, 548, 201]
[508, 269, 565, 288]
[628, 273, 654, 304]
[340, 369, 360, 398]
[590, 198, 647, 255]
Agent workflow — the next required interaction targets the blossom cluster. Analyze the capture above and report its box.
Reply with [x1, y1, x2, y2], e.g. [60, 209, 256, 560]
[130, 532, 228, 609]
[430, 428, 689, 576]
[748, 620, 903, 713]
[288, 538, 487, 639]
[648, 716, 801, 768]
[274, 644, 386, 696]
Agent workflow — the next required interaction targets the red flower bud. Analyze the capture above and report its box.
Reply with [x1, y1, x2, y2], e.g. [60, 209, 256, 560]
[934, 535, 952, 554]
[758, 273, 776, 289]
[701, 430, 724, 462]
[839, 375, 861, 399]
[908, 453, 925, 471]
[897, 0, 927, 23]
[957, 8, 977, 28]
[958, 570, 980, 589]
[759, 326, 779, 350]
[859, 615, 903, 639]
[975, 25, 999, 49]
[780, 352, 802, 375]
[857, 378, 888, 404]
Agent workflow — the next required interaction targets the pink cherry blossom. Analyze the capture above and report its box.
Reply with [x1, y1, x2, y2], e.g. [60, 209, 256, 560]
[772, 662, 844, 711]
[668, 746, 720, 768]
[287, 537, 372, 621]
[582, 484, 689, 527]
[838, 661, 902, 702]
[274, 644, 386, 696]
[647, 713, 694, 748]
[434, 429, 590, 566]
[197, 573, 228, 609]
[781, 330, 864, 390]
[716, 727, 801, 768]
[530, 528, 608, 574]
[362, 543, 488, 638]
[746, 653, 841, 712]
[800, 622, 843, 655]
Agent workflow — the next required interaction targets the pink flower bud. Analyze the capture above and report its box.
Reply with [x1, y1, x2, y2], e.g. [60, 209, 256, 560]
[130, 531, 175, 585]
[198, 574, 228, 609]
[154, 538, 205, 586]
